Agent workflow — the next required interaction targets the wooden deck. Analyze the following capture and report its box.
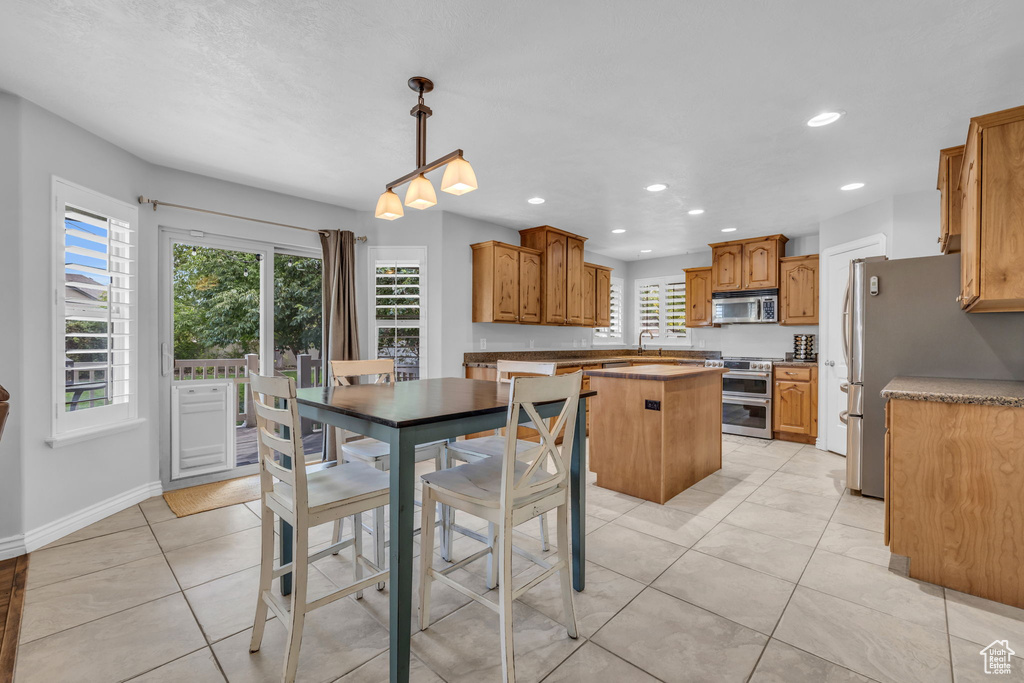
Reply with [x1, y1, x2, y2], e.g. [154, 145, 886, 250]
[235, 426, 324, 466]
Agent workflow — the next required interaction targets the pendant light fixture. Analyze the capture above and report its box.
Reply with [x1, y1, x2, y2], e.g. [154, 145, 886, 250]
[374, 77, 477, 220]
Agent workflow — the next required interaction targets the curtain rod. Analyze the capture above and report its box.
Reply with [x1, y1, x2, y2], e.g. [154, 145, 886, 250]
[137, 196, 367, 242]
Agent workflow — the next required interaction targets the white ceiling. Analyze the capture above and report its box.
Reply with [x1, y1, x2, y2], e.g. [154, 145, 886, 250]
[2, 1, 1022, 260]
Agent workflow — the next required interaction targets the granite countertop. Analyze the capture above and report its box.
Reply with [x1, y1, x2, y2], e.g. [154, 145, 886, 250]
[775, 361, 818, 368]
[584, 365, 728, 382]
[881, 376, 1024, 407]
[464, 353, 714, 369]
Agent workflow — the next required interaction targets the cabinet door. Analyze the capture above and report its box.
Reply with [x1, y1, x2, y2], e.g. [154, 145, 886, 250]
[519, 249, 542, 323]
[595, 268, 612, 327]
[543, 232, 568, 324]
[583, 265, 596, 327]
[685, 268, 713, 327]
[779, 257, 819, 325]
[743, 238, 779, 289]
[491, 244, 520, 322]
[773, 380, 811, 434]
[566, 237, 586, 325]
[961, 139, 980, 308]
[939, 148, 964, 254]
[711, 244, 743, 292]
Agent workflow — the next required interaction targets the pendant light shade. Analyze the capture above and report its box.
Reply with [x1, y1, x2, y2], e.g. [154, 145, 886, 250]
[440, 156, 478, 195]
[374, 189, 404, 220]
[404, 174, 437, 210]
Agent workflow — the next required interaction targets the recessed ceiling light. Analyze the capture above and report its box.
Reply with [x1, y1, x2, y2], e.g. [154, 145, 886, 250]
[807, 111, 845, 127]
[640, 249, 652, 253]
[721, 228, 737, 233]
[840, 182, 865, 191]
[527, 197, 545, 204]
[645, 184, 668, 192]
[611, 229, 626, 234]
[688, 209, 705, 215]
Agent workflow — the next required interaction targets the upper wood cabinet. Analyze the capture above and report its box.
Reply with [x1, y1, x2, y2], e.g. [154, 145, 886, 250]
[743, 237, 785, 289]
[958, 105, 1024, 313]
[710, 243, 743, 291]
[583, 265, 597, 326]
[594, 266, 612, 327]
[471, 241, 542, 323]
[937, 145, 964, 254]
[710, 235, 787, 292]
[683, 267, 714, 327]
[520, 226, 589, 325]
[779, 255, 819, 325]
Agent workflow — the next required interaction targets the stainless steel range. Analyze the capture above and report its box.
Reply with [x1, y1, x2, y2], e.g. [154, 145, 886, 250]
[705, 357, 778, 439]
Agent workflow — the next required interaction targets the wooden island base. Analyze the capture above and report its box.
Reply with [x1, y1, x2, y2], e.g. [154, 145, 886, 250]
[585, 365, 726, 504]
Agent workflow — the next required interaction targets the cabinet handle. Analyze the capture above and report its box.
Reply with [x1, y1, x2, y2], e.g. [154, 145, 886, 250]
[956, 294, 963, 303]
[785, 371, 797, 375]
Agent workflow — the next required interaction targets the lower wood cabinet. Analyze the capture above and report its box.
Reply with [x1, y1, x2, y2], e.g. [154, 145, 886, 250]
[772, 365, 817, 444]
[886, 397, 1024, 608]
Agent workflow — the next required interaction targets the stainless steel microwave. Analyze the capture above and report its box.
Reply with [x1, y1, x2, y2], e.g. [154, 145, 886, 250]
[712, 289, 778, 324]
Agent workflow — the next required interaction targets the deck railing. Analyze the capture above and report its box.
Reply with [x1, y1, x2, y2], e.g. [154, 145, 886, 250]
[174, 355, 259, 424]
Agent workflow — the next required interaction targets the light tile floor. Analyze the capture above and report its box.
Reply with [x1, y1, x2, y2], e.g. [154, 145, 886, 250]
[14, 435, 1024, 682]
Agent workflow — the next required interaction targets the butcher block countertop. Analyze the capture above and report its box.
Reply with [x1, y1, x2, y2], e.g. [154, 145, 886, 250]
[584, 365, 728, 381]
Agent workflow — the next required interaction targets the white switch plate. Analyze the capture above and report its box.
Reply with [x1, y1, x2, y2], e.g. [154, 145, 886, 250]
[480, 338, 486, 350]
[699, 339, 706, 348]
[529, 339, 535, 349]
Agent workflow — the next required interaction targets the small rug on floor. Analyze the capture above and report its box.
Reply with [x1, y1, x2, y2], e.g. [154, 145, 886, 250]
[163, 475, 261, 517]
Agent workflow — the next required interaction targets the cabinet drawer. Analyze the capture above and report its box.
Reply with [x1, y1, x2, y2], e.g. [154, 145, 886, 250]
[775, 366, 812, 382]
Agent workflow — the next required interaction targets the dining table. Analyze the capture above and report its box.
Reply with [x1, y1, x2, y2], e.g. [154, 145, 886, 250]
[292, 376, 594, 683]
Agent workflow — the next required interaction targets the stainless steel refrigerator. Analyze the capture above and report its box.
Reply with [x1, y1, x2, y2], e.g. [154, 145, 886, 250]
[843, 253, 1024, 498]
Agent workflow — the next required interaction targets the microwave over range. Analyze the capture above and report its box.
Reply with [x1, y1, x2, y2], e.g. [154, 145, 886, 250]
[711, 289, 778, 324]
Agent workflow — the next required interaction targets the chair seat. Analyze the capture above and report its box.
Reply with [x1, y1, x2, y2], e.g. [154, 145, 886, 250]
[447, 435, 536, 461]
[420, 455, 555, 508]
[270, 461, 389, 515]
[342, 437, 442, 466]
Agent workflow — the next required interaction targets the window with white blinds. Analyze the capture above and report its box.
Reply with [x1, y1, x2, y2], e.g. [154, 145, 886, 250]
[634, 275, 688, 344]
[593, 277, 624, 344]
[372, 247, 427, 381]
[53, 180, 139, 437]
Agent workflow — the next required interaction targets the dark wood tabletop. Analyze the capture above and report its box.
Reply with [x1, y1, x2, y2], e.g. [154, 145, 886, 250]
[296, 377, 596, 429]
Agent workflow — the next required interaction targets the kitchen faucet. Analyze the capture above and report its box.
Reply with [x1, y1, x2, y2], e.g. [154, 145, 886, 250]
[638, 329, 654, 355]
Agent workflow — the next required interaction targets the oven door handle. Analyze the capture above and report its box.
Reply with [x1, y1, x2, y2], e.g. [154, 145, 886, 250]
[723, 396, 771, 405]
[724, 371, 771, 379]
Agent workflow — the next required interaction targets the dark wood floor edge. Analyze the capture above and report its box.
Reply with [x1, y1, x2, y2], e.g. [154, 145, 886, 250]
[0, 554, 28, 683]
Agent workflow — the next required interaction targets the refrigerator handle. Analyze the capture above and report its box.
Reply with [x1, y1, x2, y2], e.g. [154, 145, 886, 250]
[841, 273, 852, 368]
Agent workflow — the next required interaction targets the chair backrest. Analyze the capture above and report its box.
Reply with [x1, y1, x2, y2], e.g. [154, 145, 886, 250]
[499, 371, 582, 507]
[250, 372, 308, 513]
[496, 360, 557, 383]
[330, 358, 395, 387]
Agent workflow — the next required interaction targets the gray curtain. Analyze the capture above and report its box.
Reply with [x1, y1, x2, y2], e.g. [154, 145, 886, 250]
[319, 230, 360, 461]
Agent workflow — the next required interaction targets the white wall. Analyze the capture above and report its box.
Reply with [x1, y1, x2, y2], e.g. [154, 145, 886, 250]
[0, 93, 24, 546]
[892, 191, 941, 260]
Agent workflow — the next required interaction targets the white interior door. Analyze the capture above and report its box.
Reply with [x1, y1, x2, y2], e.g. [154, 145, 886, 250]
[171, 381, 235, 479]
[820, 235, 886, 455]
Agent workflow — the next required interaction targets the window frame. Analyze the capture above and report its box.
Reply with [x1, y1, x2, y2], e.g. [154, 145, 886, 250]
[592, 276, 625, 345]
[51, 177, 141, 441]
[367, 246, 428, 380]
[632, 274, 691, 346]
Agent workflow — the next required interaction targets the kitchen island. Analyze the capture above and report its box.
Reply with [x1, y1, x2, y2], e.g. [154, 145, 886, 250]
[585, 364, 727, 504]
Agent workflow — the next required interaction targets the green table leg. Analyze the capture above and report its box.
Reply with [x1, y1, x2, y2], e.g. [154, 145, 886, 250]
[388, 430, 415, 683]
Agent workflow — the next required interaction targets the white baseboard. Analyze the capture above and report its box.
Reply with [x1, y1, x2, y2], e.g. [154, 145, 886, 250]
[24, 481, 163, 552]
[0, 534, 27, 561]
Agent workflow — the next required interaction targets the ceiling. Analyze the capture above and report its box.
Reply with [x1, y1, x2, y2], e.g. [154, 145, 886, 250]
[2, 1, 1022, 261]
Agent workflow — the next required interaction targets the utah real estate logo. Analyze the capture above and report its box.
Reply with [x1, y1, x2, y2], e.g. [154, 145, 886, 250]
[979, 640, 1014, 675]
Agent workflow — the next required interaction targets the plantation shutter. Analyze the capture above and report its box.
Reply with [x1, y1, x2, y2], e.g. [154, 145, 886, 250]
[55, 181, 139, 436]
[638, 282, 662, 337]
[664, 280, 687, 338]
[374, 257, 423, 381]
[594, 277, 624, 341]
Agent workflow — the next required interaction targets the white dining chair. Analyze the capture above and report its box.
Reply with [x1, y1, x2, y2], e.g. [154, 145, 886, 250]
[329, 359, 445, 583]
[418, 371, 582, 683]
[446, 360, 557, 554]
[247, 373, 390, 683]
